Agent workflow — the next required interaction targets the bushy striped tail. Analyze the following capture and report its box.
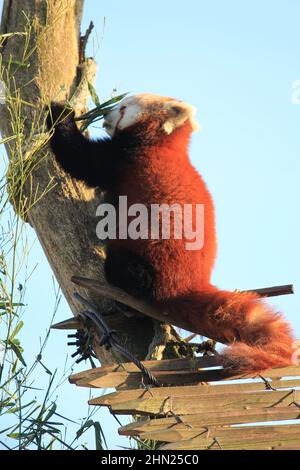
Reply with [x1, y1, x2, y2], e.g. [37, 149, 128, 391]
[161, 286, 295, 374]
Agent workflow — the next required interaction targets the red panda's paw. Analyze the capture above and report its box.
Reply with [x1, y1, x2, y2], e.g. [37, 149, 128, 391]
[221, 342, 293, 375]
[47, 102, 75, 131]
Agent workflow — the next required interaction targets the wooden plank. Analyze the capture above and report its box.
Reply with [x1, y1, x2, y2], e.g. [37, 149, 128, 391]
[159, 431, 300, 450]
[138, 423, 300, 443]
[71, 365, 300, 389]
[119, 407, 300, 436]
[106, 389, 299, 416]
[73, 369, 224, 389]
[69, 356, 222, 383]
[89, 378, 300, 406]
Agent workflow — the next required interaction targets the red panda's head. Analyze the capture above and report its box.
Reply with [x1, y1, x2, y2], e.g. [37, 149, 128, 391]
[102, 93, 199, 138]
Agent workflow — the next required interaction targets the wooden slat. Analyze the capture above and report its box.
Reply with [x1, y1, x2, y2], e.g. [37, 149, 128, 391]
[69, 357, 300, 450]
[71, 365, 300, 389]
[89, 378, 300, 406]
[69, 356, 221, 383]
[73, 370, 218, 388]
[159, 430, 300, 450]
[106, 389, 299, 416]
[138, 423, 300, 443]
[119, 407, 300, 436]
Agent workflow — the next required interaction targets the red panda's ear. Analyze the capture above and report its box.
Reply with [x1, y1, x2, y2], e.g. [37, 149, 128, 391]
[162, 101, 200, 134]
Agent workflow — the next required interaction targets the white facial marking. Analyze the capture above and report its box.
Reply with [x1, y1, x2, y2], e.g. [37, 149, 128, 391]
[103, 93, 200, 137]
[103, 96, 143, 136]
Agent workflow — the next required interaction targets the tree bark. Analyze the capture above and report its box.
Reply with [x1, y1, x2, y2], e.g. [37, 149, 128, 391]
[0, 0, 180, 364]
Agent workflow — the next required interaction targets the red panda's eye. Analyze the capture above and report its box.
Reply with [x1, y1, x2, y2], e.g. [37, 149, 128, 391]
[172, 106, 182, 115]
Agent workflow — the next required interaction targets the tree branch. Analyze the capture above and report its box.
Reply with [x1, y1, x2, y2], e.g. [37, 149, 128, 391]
[0, 0, 179, 364]
[68, 277, 294, 346]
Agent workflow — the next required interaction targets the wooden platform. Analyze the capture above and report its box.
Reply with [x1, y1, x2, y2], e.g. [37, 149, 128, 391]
[69, 356, 300, 450]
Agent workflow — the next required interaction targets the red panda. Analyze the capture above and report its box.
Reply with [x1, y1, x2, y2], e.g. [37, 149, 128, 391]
[47, 93, 295, 373]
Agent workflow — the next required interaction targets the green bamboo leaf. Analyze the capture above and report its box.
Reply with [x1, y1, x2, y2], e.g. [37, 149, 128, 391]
[43, 403, 57, 422]
[42, 423, 60, 433]
[7, 433, 20, 439]
[10, 321, 24, 341]
[0, 425, 16, 434]
[88, 82, 101, 107]
[45, 437, 57, 450]
[53, 411, 77, 424]
[0, 301, 24, 311]
[100, 93, 128, 108]
[94, 421, 107, 450]
[9, 341, 26, 366]
[8, 400, 36, 414]
[75, 93, 128, 131]
[0, 401, 15, 409]
[76, 419, 94, 439]
[43, 421, 64, 426]
[12, 360, 18, 374]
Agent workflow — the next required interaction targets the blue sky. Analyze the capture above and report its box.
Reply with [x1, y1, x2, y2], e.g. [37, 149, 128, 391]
[1, 0, 300, 450]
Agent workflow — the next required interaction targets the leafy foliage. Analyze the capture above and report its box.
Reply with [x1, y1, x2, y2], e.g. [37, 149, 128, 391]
[0, 25, 108, 451]
[75, 88, 128, 131]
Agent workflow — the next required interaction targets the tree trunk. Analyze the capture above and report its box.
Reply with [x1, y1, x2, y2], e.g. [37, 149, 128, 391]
[0, 0, 182, 364]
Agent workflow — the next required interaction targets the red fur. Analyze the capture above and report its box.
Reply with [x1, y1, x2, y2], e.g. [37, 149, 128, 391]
[113, 119, 294, 374]
[162, 288, 294, 373]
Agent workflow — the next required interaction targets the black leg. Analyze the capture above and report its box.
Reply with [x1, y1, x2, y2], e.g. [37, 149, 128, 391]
[104, 248, 155, 299]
